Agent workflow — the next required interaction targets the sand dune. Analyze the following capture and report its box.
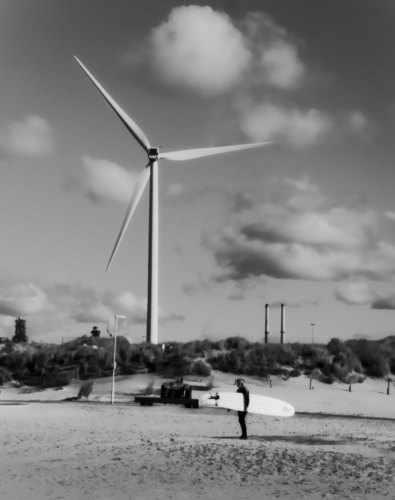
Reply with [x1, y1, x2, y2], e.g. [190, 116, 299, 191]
[1, 373, 395, 499]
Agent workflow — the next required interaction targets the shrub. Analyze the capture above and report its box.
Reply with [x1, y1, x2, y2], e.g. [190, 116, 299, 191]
[44, 375, 71, 388]
[320, 373, 336, 384]
[0, 367, 12, 385]
[142, 349, 157, 372]
[214, 340, 225, 351]
[269, 345, 298, 366]
[299, 343, 317, 358]
[289, 369, 301, 377]
[77, 379, 95, 399]
[224, 337, 249, 350]
[345, 339, 390, 377]
[346, 352, 363, 373]
[331, 362, 349, 382]
[311, 346, 332, 366]
[269, 367, 289, 377]
[159, 350, 193, 376]
[327, 338, 343, 357]
[98, 351, 112, 370]
[192, 360, 211, 376]
[32, 351, 50, 375]
[347, 373, 365, 384]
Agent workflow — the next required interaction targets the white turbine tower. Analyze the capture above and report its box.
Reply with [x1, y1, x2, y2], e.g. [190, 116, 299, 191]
[74, 57, 274, 345]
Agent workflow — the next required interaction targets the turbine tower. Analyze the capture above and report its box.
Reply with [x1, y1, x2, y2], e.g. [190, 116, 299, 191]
[74, 57, 274, 344]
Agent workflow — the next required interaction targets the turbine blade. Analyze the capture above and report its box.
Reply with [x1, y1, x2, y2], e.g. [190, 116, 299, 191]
[159, 141, 275, 161]
[106, 164, 151, 272]
[74, 56, 151, 152]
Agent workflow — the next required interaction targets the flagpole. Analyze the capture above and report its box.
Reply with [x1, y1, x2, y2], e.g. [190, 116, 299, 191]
[111, 315, 125, 405]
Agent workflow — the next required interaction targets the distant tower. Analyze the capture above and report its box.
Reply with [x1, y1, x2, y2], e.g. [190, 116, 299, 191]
[91, 326, 100, 338]
[12, 317, 28, 343]
[280, 303, 285, 344]
[264, 304, 269, 344]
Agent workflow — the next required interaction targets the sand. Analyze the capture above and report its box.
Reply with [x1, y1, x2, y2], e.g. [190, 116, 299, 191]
[1, 372, 395, 500]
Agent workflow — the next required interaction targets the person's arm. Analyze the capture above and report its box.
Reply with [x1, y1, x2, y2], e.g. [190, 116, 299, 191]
[245, 390, 250, 411]
[238, 387, 249, 411]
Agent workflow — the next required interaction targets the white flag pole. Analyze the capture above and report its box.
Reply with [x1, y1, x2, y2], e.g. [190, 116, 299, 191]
[111, 315, 126, 405]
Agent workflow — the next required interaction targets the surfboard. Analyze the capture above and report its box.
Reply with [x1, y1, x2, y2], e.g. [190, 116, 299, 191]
[200, 392, 295, 417]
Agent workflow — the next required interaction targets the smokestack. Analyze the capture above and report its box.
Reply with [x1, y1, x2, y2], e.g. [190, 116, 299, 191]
[264, 304, 269, 344]
[280, 303, 285, 344]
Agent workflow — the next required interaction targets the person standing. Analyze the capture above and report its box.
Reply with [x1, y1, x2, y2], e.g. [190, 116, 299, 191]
[235, 378, 249, 440]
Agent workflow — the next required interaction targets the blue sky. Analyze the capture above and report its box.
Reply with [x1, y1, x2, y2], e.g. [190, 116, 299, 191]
[1, 0, 395, 344]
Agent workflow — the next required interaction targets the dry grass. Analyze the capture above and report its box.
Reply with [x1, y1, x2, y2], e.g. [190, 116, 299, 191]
[18, 387, 44, 394]
[204, 376, 215, 391]
[141, 378, 155, 395]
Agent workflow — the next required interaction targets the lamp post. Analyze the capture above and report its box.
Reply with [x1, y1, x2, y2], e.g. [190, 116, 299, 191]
[310, 323, 315, 344]
[111, 315, 126, 405]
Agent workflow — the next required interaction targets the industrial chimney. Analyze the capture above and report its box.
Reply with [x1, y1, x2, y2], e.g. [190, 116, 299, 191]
[264, 304, 269, 344]
[280, 303, 285, 344]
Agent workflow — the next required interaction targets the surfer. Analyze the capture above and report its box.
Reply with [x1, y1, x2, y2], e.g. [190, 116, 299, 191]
[235, 378, 249, 440]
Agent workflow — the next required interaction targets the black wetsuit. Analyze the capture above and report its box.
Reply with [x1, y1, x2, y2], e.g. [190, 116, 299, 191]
[237, 386, 250, 438]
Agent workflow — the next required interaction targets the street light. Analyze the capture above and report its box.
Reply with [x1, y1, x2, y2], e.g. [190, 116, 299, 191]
[310, 323, 315, 344]
[111, 315, 126, 405]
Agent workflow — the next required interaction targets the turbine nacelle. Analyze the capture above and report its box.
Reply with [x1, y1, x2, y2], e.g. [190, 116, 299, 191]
[148, 147, 159, 160]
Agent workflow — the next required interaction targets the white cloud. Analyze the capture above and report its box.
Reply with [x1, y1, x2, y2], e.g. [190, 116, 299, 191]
[335, 280, 395, 310]
[335, 281, 379, 306]
[239, 104, 374, 149]
[258, 175, 326, 212]
[203, 176, 395, 283]
[122, 7, 375, 154]
[348, 111, 369, 133]
[0, 116, 54, 157]
[81, 156, 139, 204]
[0, 272, 184, 341]
[240, 102, 332, 148]
[135, 7, 306, 97]
[240, 206, 375, 249]
[72, 303, 114, 324]
[228, 290, 246, 301]
[0, 284, 47, 316]
[371, 295, 395, 310]
[384, 211, 395, 222]
[183, 273, 215, 297]
[0, 315, 14, 337]
[284, 175, 319, 193]
[123, 7, 375, 154]
[109, 290, 184, 324]
[204, 232, 362, 281]
[346, 111, 377, 140]
[260, 41, 304, 89]
[112, 291, 148, 324]
[149, 6, 251, 96]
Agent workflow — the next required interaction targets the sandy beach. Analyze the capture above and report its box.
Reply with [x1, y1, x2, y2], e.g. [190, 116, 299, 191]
[1, 372, 395, 500]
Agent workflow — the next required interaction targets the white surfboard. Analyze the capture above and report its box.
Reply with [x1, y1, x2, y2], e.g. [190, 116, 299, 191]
[201, 392, 295, 417]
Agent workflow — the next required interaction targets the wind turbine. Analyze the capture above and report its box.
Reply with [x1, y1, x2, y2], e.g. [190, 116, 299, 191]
[74, 56, 274, 345]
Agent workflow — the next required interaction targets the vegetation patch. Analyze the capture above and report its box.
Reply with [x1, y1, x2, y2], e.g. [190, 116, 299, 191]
[2, 335, 395, 387]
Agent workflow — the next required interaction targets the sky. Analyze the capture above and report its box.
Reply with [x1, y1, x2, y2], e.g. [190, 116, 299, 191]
[1, 0, 395, 345]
